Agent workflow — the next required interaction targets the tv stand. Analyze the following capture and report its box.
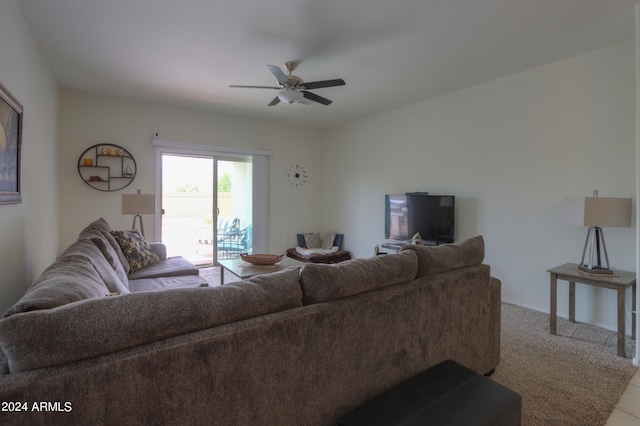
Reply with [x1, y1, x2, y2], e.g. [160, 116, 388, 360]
[380, 242, 404, 253]
[381, 240, 437, 253]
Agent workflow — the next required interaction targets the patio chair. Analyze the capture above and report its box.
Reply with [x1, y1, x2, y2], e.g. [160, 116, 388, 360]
[218, 224, 252, 259]
[196, 217, 239, 254]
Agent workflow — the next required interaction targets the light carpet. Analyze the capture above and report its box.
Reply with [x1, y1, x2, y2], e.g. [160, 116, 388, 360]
[198, 267, 636, 425]
[492, 303, 637, 426]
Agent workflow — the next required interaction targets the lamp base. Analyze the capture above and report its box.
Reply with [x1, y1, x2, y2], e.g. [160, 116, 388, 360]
[131, 214, 145, 237]
[577, 265, 615, 276]
[578, 226, 613, 276]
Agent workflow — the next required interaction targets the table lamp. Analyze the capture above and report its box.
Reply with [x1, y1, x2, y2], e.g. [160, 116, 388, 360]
[563, 191, 632, 275]
[121, 189, 156, 237]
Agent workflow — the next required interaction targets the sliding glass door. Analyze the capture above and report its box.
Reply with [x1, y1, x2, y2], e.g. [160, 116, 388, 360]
[160, 154, 252, 266]
[215, 159, 252, 260]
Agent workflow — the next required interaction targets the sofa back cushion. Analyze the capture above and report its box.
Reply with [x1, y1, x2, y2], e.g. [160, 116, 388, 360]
[0, 267, 302, 373]
[400, 235, 485, 277]
[3, 238, 132, 317]
[299, 250, 418, 305]
[63, 238, 130, 295]
[78, 218, 131, 276]
[89, 237, 131, 289]
[4, 254, 110, 317]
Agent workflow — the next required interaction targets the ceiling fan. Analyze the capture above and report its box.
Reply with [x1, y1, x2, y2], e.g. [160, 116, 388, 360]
[229, 61, 345, 106]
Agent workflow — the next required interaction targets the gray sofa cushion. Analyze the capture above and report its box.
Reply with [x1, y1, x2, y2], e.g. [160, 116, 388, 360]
[129, 275, 208, 292]
[89, 237, 130, 290]
[400, 235, 485, 277]
[78, 217, 131, 276]
[0, 267, 303, 373]
[3, 253, 111, 317]
[62, 239, 130, 295]
[7, 237, 132, 312]
[299, 250, 418, 305]
[127, 256, 199, 280]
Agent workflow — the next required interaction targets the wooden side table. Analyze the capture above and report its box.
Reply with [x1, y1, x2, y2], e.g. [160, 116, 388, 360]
[548, 263, 636, 357]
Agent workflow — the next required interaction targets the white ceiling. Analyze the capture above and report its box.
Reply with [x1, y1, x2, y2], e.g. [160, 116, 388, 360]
[17, 0, 637, 129]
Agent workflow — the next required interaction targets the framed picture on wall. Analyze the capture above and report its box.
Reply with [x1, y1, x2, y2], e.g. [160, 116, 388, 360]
[0, 82, 23, 205]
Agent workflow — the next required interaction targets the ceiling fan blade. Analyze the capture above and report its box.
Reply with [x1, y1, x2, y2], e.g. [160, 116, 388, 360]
[229, 85, 280, 89]
[301, 79, 345, 90]
[267, 65, 290, 86]
[268, 96, 281, 106]
[302, 91, 332, 105]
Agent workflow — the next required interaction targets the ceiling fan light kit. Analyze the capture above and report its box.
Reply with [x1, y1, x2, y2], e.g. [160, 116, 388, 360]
[278, 89, 303, 104]
[230, 61, 345, 106]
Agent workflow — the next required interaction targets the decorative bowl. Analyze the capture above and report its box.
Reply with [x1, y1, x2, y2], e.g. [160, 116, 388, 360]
[241, 253, 283, 265]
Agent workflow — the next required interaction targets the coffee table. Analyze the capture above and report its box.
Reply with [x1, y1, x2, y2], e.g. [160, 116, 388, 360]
[548, 263, 636, 357]
[218, 256, 304, 284]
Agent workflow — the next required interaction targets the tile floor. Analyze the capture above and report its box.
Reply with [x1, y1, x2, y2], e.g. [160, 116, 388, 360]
[606, 368, 640, 425]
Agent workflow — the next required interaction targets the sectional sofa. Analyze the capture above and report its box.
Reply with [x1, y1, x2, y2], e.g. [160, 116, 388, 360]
[0, 219, 500, 425]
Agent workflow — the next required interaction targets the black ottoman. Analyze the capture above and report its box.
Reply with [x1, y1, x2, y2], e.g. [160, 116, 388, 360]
[339, 360, 521, 426]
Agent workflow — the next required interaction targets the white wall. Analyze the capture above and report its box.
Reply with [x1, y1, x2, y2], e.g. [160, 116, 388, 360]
[58, 90, 323, 254]
[323, 40, 636, 332]
[0, 1, 59, 314]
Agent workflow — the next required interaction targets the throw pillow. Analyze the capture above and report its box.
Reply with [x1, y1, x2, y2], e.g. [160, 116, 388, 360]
[411, 232, 423, 245]
[111, 230, 160, 273]
[321, 232, 336, 249]
[304, 232, 322, 249]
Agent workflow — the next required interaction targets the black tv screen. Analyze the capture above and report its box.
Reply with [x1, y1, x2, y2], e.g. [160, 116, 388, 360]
[385, 193, 455, 245]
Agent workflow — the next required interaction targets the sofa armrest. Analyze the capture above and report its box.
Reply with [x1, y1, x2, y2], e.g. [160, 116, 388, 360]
[149, 242, 167, 260]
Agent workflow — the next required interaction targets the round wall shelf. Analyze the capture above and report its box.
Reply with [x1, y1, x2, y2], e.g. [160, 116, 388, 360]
[78, 143, 137, 192]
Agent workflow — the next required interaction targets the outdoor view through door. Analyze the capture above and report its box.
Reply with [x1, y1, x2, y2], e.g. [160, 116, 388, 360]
[161, 154, 252, 266]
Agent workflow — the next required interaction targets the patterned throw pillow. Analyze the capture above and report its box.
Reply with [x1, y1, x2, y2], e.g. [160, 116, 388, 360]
[110, 230, 160, 273]
[321, 232, 337, 250]
[304, 233, 322, 249]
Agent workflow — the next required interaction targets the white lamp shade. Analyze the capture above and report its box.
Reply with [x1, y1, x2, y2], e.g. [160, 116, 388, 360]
[278, 89, 303, 104]
[122, 192, 156, 215]
[563, 197, 632, 228]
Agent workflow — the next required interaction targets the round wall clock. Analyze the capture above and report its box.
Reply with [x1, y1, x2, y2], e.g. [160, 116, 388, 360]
[287, 164, 308, 187]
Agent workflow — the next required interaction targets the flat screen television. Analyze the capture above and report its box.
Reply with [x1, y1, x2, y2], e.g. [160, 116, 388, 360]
[384, 192, 455, 245]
